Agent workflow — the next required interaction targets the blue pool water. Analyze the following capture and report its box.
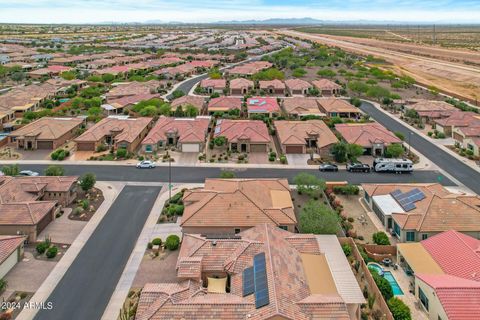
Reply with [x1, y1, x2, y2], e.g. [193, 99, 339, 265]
[59, 98, 70, 103]
[368, 263, 384, 276]
[383, 271, 404, 295]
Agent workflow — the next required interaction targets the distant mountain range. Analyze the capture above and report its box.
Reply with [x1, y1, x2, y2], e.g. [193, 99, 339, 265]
[97, 17, 478, 26]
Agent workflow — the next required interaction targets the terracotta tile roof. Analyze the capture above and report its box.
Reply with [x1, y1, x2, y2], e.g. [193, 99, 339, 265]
[9, 117, 83, 141]
[200, 78, 226, 89]
[275, 120, 338, 148]
[229, 61, 272, 75]
[259, 79, 285, 90]
[105, 81, 162, 99]
[136, 224, 352, 320]
[422, 230, 480, 281]
[284, 79, 311, 91]
[181, 179, 296, 228]
[75, 117, 152, 144]
[207, 97, 242, 112]
[106, 93, 160, 110]
[416, 274, 480, 320]
[435, 111, 480, 127]
[312, 79, 342, 91]
[282, 97, 325, 116]
[317, 98, 358, 114]
[0, 176, 78, 204]
[0, 201, 56, 225]
[0, 235, 25, 264]
[229, 78, 253, 90]
[170, 95, 205, 111]
[335, 122, 401, 147]
[214, 119, 270, 144]
[247, 97, 280, 113]
[141, 116, 209, 145]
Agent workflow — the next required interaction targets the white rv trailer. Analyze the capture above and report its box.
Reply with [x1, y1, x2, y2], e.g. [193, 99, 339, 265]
[372, 158, 413, 173]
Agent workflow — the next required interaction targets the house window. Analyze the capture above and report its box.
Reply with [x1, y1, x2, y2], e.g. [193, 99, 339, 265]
[234, 228, 241, 234]
[279, 225, 288, 231]
[158, 141, 163, 147]
[419, 287, 429, 311]
[145, 145, 152, 152]
[421, 234, 428, 240]
[406, 231, 415, 242]
[393, 222, 401, 237]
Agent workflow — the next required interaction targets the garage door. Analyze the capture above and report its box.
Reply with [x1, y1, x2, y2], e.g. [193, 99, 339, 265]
[37, 141, 54, 149]
[285, 145, 304, 154]
[0, 250, 18, 279]
[250, 144, 267, 153]
[76, 142, 95, 151]
[182, 143, 200, 153]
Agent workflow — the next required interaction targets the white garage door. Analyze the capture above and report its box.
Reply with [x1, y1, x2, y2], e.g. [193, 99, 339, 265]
[182, 143, 200, 153]
[0, 250, 18, 279]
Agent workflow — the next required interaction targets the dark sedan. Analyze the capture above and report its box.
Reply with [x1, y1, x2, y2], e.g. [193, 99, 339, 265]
[319, 163, 339, 172]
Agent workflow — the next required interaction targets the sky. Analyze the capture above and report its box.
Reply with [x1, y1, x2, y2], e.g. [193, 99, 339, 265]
[0, 0, 479, 24]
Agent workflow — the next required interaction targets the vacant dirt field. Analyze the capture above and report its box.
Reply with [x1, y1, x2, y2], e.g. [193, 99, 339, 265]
[280, 30, 480, 104]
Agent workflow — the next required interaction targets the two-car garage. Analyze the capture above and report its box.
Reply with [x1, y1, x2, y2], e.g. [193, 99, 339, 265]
[181, 143, 201, 153]
[285, 145, 305, 154]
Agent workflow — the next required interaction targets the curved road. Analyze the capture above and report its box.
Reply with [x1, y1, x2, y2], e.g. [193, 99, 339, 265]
[360, 101, 480, 193]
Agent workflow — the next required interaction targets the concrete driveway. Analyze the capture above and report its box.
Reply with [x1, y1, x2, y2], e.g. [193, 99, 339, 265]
[286, 154, 311, 165]
[38, 208, 87, 245]
[176, 152, 199, 165]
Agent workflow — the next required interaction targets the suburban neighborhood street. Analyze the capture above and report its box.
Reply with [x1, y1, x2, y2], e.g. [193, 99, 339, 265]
[18, 163, 454, 186]
[359, 101, 480, 193]
[34, 186, 162, 320]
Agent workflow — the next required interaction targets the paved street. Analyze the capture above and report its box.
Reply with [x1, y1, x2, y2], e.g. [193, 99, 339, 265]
[360, 101, 480, 193]
[34, 185, 162, 320]
[19, 164, 454, 186]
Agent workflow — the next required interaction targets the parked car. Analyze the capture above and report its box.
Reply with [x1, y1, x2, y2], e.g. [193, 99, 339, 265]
[346, 162, 370, 173]
[18, 170, 39, 176]
[319, 163, 338, 172]
[136, 160, 156, 169]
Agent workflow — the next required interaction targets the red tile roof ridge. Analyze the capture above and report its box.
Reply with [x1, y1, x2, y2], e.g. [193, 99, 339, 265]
[263, 223, 280, 316]
[414, 192, 438, 231]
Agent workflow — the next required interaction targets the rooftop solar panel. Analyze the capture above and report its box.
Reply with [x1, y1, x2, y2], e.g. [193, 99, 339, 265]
[253, 252, 269, 309]
[390, 188, 425, 212]
[242, 267, 254, 297]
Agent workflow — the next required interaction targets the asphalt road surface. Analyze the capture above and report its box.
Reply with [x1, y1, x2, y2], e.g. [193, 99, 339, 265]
[360, 101, 480, 193]
[21, 164, 454, 186]
[34, 185, 162, 320]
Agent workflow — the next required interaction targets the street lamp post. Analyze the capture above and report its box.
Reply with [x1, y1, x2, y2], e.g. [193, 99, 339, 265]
[169, 156, 172, 201]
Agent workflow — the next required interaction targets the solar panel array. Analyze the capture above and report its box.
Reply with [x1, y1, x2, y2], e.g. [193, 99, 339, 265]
[242, 267, 254, 297]
[242, 252, 270, 309]
[390, 188, 426, 212]
[253, 252, 269, 309]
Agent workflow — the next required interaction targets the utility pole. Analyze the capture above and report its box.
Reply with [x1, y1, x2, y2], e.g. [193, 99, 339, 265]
[433, 24, 436, 45]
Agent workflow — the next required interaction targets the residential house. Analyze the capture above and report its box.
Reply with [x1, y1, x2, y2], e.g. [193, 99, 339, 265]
[317, 98, 361, 118]
[102, 93, 160, 115]
[9, 117, 83, 150]
[335, 123, 401, 156]
[136, 224, 364, 320]
[28, 65, 72, 79]
[403, 100, 457, 124]
[214, 119, 270, 153]
[282, 97, 325, 118]
[434, 111, 480, 137]
[170, 95, 205, 114]
[207, 97, 242, 115]
[397, 230, 480, 320]
[75, 116, 153, 152]
[0, 175, 78, 241]
[154, 63, 195, 80]
[141, 116, 210, 153]
[229, 78, 253, 95]
[228, 61, 272, 76]
[247, 97, 280, 118]
[285, 79, 312, 96]
[0, 236, 25, 278]
[181, 178, 296, 234]
[259, 79, 285, 95]
[200, 78, 227, 94]
[362, 183, 480, 241]
[312, 79, 342, 96]
[105, 81, 163, 100]
[275, 120, 338, 155]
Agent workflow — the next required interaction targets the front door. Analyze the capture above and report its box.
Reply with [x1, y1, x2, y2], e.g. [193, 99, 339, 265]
[241, 144, 247, 152]
[27, 141, 33, 150]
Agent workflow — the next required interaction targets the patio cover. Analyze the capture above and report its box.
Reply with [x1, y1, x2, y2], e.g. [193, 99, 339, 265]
[207, 277, 227, 293]
[397, 243, 444, 275]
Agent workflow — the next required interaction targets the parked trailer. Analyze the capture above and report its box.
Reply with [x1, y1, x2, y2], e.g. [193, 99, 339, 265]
[372, 158, 413, 173]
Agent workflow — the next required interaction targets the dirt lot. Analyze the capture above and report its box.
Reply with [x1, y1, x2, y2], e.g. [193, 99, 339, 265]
[281, 30, 480, 104]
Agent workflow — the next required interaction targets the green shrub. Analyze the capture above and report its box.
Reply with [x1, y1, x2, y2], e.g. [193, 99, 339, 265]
[333, 185, 360, 195]
[371, 269, 393, 301]
[81, 199, 90, 210]
[280, 155, 287, 164]
[165, 235, 180, 250]
[36, 242, 49, 254]
[342, 244, 352, 257]
[51, 149, 68, 161]
[46, 246, 58, 259]
[388, 297, 411, 320]
[169, 192, 183, 204]
[116, 148, 127, 158]
[167, 204, 184, 216]
[372, 231, 391, 245]
[151, 238, 162, 246]
[96, 144, 108, 152]
[268, 155, 275, 162]
[73, 207, 84, 216]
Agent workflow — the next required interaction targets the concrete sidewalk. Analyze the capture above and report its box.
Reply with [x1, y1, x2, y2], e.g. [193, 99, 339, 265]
[101, 183, 200, 320]
[17, 181, 123, 320]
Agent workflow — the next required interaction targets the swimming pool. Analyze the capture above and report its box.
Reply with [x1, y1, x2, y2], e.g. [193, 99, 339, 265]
[383, 271, 404, 295]
[59, 98, 70, 103]
[367, 262, 384, 276]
